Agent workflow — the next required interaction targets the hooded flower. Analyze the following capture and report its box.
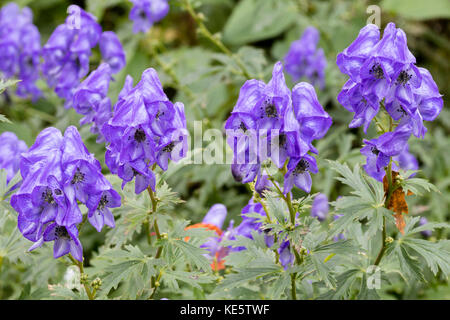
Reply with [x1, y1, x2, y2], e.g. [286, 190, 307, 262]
[42, 5, 102, 105]
[72, 62, 113, 142]
[284, 26, 327, 88]
[102, 68, 188, 193]
[360, 121, 412, 181]
[129, 0, 169, 33]
[99, 31, 126, 74]
[10, 126, 120, 261]
[283, 154, 318, 194]
[0, 132, 28, 183]
[278, 240, 294, 269]
[311, 193, 329, 221]
[0, 3, 41, 100]
[225, 62, 330, 190]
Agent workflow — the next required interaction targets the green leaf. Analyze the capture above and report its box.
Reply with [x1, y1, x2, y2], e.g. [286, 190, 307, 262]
[310, 254, 336, 289]
[0, 114, 11, 123]
[223, 0, 297, 45]
[0, 78, 19, 94]
[217, 266, 281, 290]
[171, 240, 211, 271]
[400, 177, 439, 196]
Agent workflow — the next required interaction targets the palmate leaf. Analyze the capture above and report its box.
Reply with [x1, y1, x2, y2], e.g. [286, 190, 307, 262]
[400, 176, 439, 196]
[319, 269, 360, 300]
[92, 245, 160, 299]
[216, 265, 282, 291]
[162, 271, 215, 291]
[0, 78, 19, 94]
[328, 161, 394, 238]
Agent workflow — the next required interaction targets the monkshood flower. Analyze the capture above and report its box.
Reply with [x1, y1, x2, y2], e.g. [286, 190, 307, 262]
[0, 3, 41, 100]
[284, 26, 327, 89]
[129, 0, 169, 34]
[0, 132, 27, 184]
[72, 63, 112, 143]
[360, 121, 412, 181]
[337, 23, 443, 137]
[311, 193, 329, 221]
[225, 62, 331, 192]
[278, 240, 294, 269]
[283, 154, 318, 194]
[10, 126, 120, 261]
[102, 68, 188, 194]
[419, 217, 432, 238]
[99, 31, 126, 74]
[42, 5, 101, 104]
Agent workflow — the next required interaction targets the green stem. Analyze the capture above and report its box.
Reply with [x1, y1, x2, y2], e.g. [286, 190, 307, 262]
[181, 0, 252, 79]
[68, 254, 94, 300]
[291, 273, 297, 300]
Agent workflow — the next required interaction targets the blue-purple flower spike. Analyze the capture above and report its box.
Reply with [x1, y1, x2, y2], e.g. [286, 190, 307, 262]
[102, 68, 188, 194]
[10, 126, 120, 261]
[0, 3, 42, 100]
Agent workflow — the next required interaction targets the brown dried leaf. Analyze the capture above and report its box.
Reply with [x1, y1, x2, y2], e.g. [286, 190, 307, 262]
[383, 171, 412, 234]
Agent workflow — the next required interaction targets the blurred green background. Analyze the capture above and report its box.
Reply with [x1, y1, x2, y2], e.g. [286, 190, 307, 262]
[0, 0, 449, 299]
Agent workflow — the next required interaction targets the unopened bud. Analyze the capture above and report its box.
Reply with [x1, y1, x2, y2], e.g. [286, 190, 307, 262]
[385, 236, 394, 244]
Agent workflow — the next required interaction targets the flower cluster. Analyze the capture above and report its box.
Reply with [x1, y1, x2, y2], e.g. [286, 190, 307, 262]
[129, 0, 169, 33]
[337, 23, 442, 181]
[102, 68, 188, 194]
[42, 5, 125, 106]
[0, 131, 27, 184]
[225, 61, 332, 194]
[10, 126, 120, 261]
[0, 3, 41, 100]
[284, 26, 327, 89]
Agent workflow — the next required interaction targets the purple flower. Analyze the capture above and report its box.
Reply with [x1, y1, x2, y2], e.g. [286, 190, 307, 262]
[225, 62, 330, 190]
[337, 80, 378, 133]
[278, 240, 294, 269]
[0, 132, 27, 183]
[283, 154, 318, 194]
[202, 204, 227, 230]
[129, 0, 169, 33]
[284, 26, 327, 88]
[360, 122, 412, 181]
[42, 223, 83, 261]
[419, 217, 432, 238]
[42, 5, 102, 105]
[10, 126, 120, 261]
[102, 68, 188, 193]
[99, 31, 126, 74]
[73, 63, 113, 142]
[0, 3, 41, 100]
[311, 193, 329, 221]
[337, 23, 442, 140]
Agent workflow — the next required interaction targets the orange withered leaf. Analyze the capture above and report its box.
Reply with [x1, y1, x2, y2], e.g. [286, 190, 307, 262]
[383, 171, 413, 234]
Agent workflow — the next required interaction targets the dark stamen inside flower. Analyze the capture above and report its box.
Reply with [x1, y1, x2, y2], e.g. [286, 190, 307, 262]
[371, 147, 380, 155]
[55, 226, 70, 239]
[396, 106, 407, 116]
[156, 110, 165, 119]
[71, 168, 85, 184]
[293, 159, 309, 175]
[134, 129, 146, 142]
[98, 194, 109, 210]
[163, 142, 175, 153]
[239, 122, 247, 132]
[396, 70, 412, 85]
[279, 134, 286, 147]
[139, 10, 146, 19]
[54, 189, 62, 196]
[361, 98, 368, 105]
[265, 104, 278, 118]
[42, 188, 54, 204]
[132, 168, 140, 176]
[369, 63, 384, 79]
